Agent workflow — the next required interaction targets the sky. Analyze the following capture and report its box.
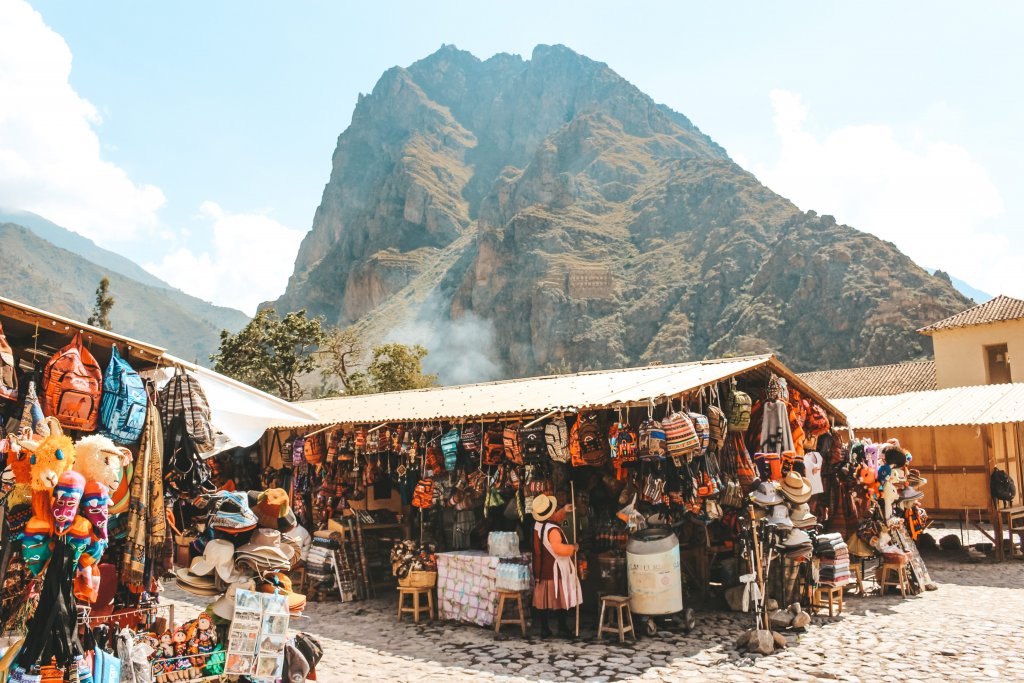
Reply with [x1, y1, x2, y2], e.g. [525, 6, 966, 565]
[1, 0, 1021, 314]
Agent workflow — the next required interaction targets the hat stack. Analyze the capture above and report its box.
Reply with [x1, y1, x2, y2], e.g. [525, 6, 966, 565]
[175, 557, 220, 596]
[234, 529, 295, 574]
[789, 502, 818, 529]
[778, 472, 812, 505]
[749, 480, 783, 508]
[209, 491, 259, 535]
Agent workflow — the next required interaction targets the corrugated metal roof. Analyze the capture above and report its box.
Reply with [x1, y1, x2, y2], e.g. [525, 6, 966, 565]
[918, 294, 1024, 334]
[833, 382, 1024, 429]
[800, 360, 936, 399]
[274, 354, 845, 428]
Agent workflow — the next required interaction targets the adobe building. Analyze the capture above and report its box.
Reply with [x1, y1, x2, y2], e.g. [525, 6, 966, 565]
[802, 295, 1024, 560]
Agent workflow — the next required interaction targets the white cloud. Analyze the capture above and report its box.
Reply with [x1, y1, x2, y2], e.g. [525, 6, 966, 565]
[752, 90, 1020, 298]
[0, 0, 164, 242]
[145, 202, 304, 315]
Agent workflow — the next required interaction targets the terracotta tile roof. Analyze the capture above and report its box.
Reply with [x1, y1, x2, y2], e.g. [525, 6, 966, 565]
[799, 360, 936, 399]
[918, 294, 1024, 334]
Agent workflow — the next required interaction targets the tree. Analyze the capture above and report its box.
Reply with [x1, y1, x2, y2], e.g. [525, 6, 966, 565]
[318, 327, 364, 395]
[350, 342, 437, 394]
[87, 277, 115, 330]
[211, 308, 326, 401]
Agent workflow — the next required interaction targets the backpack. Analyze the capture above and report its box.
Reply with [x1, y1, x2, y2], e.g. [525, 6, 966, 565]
[544, 417, 570, 463]
[483, 424, 505, 466]
[304, 433, 325, 465]
[688, 412, 710, 456]
[158, 368, 215, 453]
[521, 423, 546, 464]
[461, 425, 481, 454]
[43, 332, 103, 432]
[570, 412, 608, 467]
[0, 321, 17, 402]
[610, 422, 638, 463]
[664, 411, 700, 460]
[991, 468, 1017, 503]
[503, 422, 523, 465]
[441, 428, 461, 471]
[706, 405, 728, 452]
[412, 479, 434, 508]
[97, 345, 147, 444]
[637, 419, 666, 460]
[727, 386, 752, 432]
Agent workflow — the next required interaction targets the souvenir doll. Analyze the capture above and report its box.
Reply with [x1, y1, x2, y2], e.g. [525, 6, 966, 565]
[173, 626, 192, 680]
[50, 470, 85, 536]
[154, 630, 174, 683]
[193, 613, 217, 666]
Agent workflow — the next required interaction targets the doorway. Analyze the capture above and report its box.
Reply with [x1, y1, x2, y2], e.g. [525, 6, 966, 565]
[985, 344, 1012, 384]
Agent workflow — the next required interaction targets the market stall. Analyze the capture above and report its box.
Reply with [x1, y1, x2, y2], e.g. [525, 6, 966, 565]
[0, 295, 321, 682]
[262, 353, 921, 647]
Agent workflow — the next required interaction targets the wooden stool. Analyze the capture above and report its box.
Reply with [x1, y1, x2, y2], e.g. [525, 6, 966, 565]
[808, 583, 844, 616]
[879, 562, 910, 597]
[494, 590, 527, 636]
[397, 586, 434, 623]
[597, 595, 635, 643]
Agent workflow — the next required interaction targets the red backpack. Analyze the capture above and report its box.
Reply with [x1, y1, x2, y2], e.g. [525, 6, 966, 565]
[43, 333, 102, 431]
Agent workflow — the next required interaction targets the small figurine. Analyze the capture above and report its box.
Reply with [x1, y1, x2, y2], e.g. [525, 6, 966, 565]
[193, 613, 217, 667]
[154, 630, 174, 683]
[172, 626, 192, 680]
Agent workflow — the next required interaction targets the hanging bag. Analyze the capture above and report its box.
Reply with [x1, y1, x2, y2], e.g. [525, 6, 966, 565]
[544, 417, 570, 463]
[664, 404, 700, 462]
[157, 368, 215, 453]
[637, 405, 666, 460]
[98, 346, 147, 445]
[0, 320, 18, 402]
[43, 332, 103, 431]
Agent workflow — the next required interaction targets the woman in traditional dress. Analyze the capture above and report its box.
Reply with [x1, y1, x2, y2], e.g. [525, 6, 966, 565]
[531, 494, 582, 638]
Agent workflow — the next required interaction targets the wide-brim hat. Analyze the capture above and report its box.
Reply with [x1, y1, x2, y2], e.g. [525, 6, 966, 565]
[175, 568, 219, 596]
[211, 579, 256, 621]
[767, 505, 793, 529]
[531, 493, 557, 521]
[779, 472, 812, 503]
[900, 486, 924, 501]
[750, 481, 782, 507]
[781, 528, 812, 548]
[237, 529, 295, 563]
[191, 539, 235, 577]
[790, 502, 818, 528]
[210, 491, 259, 533]
[907, 469, 928, 487]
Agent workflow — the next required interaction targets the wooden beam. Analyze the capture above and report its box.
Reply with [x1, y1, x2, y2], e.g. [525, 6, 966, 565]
[982, 425, 1004, 561]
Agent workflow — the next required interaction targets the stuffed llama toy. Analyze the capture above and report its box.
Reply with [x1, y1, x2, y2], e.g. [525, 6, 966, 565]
[73, 434, 132, 490]
[16, 416, 76, 492]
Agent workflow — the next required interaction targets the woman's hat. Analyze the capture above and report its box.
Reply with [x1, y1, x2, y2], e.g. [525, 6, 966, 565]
[174, 567, 219, 596]
[778, 472, 812, 504]
[190, 539, 236, 581]
[781, 528, 812, 548]
[531, 493, 557, 521]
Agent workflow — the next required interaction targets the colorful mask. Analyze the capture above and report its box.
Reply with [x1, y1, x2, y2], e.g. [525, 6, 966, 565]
[51, 471, 85, 536]
[19, 530, 53, 575]
[81, 482, 112, 542]
[66, 516, 94, 567]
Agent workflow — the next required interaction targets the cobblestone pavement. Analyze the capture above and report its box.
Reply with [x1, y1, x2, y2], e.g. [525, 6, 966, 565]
[163, 548, 1024, 683]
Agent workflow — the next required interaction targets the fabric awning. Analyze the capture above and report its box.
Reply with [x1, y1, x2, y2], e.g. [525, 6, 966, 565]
[276, 354, 845, 429]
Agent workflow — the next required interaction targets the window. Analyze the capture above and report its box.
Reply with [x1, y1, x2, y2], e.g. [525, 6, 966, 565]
[985, 343, 1011, 384]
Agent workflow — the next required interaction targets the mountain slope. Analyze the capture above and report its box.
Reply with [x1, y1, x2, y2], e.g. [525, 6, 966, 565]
[0, 222, 248, 362]
[273, 44, 972, 379]
[0, 208, 173, 290]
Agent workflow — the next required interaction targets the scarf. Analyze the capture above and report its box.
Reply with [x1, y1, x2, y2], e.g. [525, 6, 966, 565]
[122, 398, 166, 590]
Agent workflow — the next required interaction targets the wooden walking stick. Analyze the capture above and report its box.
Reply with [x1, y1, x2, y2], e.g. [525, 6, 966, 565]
[571, 480, 580, 638]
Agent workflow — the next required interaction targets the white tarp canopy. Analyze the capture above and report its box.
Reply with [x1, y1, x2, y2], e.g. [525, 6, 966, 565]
[278, 354, 845, 428]
[157, 356, 318, 450]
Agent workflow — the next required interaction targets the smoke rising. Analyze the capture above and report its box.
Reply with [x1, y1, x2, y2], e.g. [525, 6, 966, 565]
[384, 294, 504, 386]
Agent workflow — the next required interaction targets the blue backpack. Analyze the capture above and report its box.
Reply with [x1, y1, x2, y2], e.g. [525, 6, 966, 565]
[99, 346, 147, 444]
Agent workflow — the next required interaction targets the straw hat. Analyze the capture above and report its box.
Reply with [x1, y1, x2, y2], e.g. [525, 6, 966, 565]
[778, 472, 812, 504]
[211, 579, 256, 621]
[531, 494, 558, 522]
[175, 567, 219, 596]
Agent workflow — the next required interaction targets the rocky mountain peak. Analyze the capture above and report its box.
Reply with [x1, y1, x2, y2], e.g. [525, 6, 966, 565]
[271, 46, 970, 383]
